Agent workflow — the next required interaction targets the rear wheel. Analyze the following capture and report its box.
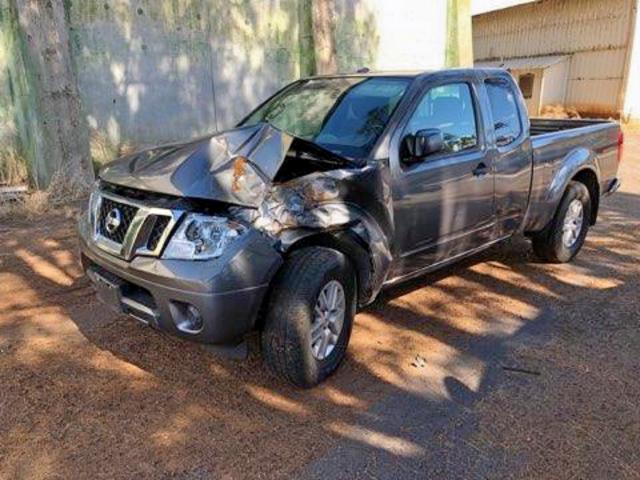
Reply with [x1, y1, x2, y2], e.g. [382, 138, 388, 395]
[261, 247, 356, 387]
[532, 181, 592, 263]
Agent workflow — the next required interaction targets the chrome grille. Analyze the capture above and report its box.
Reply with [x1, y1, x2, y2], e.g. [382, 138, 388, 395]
[91, 191, 182, 260]
[97, 197, 139, 244]
[147, 216, 171, 251]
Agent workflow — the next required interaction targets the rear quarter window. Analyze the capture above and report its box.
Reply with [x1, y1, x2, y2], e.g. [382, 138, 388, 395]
[485, 79, 522, 146]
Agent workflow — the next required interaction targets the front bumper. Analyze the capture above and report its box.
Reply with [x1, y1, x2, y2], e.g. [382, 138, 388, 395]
[79, 216, 282, 345]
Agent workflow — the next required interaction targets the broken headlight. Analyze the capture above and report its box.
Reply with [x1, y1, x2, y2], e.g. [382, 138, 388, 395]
[163, 213, 246, 260]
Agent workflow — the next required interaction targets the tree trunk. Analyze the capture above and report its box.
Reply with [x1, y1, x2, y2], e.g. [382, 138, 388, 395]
[446, 0, 473, 68]
[12, 0, 93, 188]
[310, 0, 338, 75]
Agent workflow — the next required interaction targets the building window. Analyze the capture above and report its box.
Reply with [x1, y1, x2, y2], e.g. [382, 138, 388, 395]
[518, 73, 534, 99]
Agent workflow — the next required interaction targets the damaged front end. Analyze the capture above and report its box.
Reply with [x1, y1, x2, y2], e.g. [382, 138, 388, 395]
[230, 125, 394, 304]
[235, 164, 394, 304]
[100, 123, 395, 304]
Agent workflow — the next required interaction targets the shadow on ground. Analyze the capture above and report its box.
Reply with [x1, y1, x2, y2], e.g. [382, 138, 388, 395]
[1, 149, 639, 479]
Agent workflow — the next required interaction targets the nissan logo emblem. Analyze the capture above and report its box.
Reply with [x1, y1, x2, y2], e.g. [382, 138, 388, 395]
[105, 208, 122, 234]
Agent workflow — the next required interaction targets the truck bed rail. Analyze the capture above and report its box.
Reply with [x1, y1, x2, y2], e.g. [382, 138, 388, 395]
[530, 118, 612, 137]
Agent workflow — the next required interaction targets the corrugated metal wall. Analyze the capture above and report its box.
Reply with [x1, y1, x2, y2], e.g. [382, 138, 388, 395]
[473, 0, 636, 117]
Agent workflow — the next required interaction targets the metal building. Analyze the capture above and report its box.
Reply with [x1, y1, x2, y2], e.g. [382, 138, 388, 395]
[473, 0, 640, 121]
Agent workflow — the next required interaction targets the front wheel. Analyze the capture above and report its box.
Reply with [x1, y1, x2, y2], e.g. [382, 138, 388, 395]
[261, 247, 356, 387]
[532, 181, 592, 263]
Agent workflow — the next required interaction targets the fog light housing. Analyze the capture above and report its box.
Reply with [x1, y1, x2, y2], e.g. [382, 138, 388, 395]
[170, 302, 204, 334]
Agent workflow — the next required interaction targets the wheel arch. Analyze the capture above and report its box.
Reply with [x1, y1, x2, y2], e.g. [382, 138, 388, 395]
[542, 147, 601, 231]
[253, 229, 373, 333]
[571, 168, 600, 225]
[283, 229, 374, 307]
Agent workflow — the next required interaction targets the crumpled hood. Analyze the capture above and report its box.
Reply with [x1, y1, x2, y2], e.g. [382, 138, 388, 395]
[99, 123, 299, 207]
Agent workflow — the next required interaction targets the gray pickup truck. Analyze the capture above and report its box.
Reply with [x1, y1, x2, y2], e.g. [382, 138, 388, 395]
[79, 68, 622, 387]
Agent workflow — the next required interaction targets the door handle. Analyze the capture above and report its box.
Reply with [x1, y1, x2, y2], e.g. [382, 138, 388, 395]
[472, 162, 489, 177]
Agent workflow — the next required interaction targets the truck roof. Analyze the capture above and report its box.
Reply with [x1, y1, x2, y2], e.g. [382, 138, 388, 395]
[305, 68, 510, 81]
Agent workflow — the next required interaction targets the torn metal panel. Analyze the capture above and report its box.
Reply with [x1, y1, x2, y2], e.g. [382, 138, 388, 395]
[251, 170, 353, 236]
[239, 163, 394, 303]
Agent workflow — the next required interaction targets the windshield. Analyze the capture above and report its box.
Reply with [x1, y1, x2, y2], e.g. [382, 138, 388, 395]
[242, 77, 411, 159]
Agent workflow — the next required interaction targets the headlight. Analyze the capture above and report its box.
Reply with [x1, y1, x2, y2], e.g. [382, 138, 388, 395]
[163, 213, 246, 260]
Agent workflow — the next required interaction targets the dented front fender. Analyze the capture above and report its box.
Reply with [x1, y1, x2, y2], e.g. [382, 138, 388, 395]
[233, 162, 395, 304]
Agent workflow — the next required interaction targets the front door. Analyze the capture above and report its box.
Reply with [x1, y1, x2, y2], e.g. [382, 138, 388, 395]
[390, 80, 496, 277]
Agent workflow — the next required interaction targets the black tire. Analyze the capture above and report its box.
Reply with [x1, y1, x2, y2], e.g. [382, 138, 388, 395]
[261, 247, 356, 388]
[532, 181, 592, 263]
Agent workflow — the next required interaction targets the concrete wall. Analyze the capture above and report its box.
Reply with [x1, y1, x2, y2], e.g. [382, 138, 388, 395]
[71, 0, 453, 156]
[334, 0, 449, 71]
[69, 0, 302, 151]
[2, 0, 468, 185]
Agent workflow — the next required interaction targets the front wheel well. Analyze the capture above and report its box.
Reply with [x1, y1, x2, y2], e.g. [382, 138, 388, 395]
[282, 231, 372, 306]
[572, 169, 599, 225]
[256, 235, 367, 333]
[253, 232, 370, 331]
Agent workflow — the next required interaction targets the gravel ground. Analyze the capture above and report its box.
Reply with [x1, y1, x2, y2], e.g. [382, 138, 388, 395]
[1, 135, 638, 480]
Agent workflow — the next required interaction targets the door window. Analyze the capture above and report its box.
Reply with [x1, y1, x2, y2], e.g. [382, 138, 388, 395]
[485, 79, 522, 146]
[405, 83, 478, 156]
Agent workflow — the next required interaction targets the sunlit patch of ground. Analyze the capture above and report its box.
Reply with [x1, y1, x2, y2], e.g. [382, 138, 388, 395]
[0, 137, 639, 479]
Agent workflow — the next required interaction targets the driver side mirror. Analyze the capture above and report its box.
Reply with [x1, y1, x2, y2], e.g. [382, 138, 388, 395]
[402, 128, 444, 163]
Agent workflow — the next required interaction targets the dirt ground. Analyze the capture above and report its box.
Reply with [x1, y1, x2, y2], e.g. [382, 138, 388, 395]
[1, 136, 639, 480]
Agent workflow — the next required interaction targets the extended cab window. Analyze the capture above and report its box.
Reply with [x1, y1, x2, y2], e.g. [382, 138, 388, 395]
[405, 83, 478, 156]
[485, 79, 522, 146]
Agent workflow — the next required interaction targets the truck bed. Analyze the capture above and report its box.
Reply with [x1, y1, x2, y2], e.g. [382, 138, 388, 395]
[530, 118, 613, 137]
[524, 117, 620, 234]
